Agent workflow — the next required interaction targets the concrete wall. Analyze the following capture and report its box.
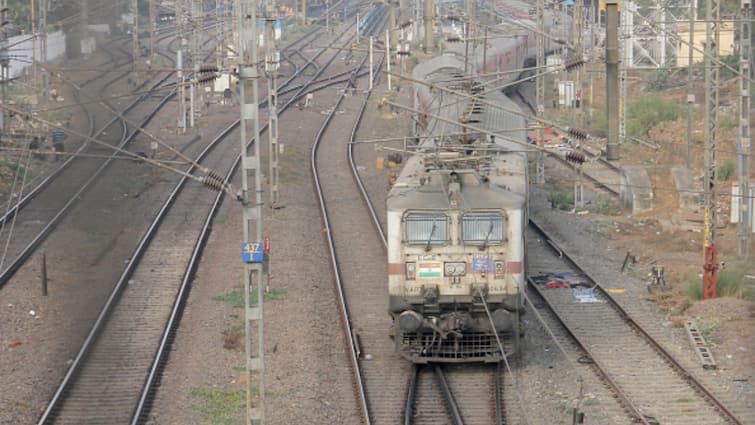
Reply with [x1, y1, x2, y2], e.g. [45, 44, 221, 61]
[676, 21, 735, 67]
[8, 31, 66, 79]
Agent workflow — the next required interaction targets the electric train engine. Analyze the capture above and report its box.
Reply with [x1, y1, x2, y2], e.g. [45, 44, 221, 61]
[387, 148, 527, 363]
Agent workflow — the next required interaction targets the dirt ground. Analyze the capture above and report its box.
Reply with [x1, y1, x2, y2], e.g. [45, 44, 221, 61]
[540, 66, 755, 420]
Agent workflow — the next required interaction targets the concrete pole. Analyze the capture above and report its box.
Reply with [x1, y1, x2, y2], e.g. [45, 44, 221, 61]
[31, 0, 37, 99]
[389, 0, 397, 52]
[737, 0, 751, 257]
[605, 0, 620, 160]
[40, 0, 46, 97]
[686, 0, 695, 169]
[423, 0, 433, 53]
[132, 0, 139, 85]
[535, 0, 545, 183]
[302, 0, 306, 25]
[177, 0, 186, 132]
[356, 13, 360, 44]
[217, 0, 224, 69]
[369, 36, 373, 90]
[0, 0, 7, 135]
[386, 29, 391, 91]
[149, 0, 155, 68]
[237, 0, 266, 421]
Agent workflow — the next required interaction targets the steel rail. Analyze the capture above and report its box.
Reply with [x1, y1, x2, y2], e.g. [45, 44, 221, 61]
[403, 365, 420, 425]
[434, 365, 465, 425]
[310, 7, 388, 424]
[528, 219, 744, 425]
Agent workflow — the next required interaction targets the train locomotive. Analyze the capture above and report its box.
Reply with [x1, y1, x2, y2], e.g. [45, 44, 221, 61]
[388, 0, 558, 363]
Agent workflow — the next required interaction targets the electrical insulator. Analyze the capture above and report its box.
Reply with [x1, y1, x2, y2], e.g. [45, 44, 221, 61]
[565, 151, 586, 164]
[564, 57, 586, 71]
[199, 65, 219, 74]
[567, 127, 588, 140]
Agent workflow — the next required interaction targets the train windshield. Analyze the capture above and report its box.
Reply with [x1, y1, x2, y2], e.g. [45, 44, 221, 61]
[405, 213, 448, 246]
[462, 213, 504, 245]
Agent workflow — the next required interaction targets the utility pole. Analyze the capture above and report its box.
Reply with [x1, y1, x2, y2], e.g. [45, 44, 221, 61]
[302, 0, 306, 25]
[190, 0, 202, 127]
[535, 0, 545, 183]
[40, 0, 47, 98]
[369, 35, 373, 90]
[217, 0, 224, 69]
[573, 0, 583, 120]
[605, 0, 620, 160]
[686, 0, 696, 169]
[386, 29, 392, 91]
[0, 0, 8, 136]
[149, 0, 156, 69]
[237, 0, 265, 422]
[177, 0, 187, 132]
[618, 1, 630, 145]
[31, 0, 37, 102]
[390, 0, 397, 52]
[132, 0, 139, 83]
[265, 0, 280, 207]
[702, 0, 720, 299]
[737, 0, 752, 257]
[423, 0, 433, 53]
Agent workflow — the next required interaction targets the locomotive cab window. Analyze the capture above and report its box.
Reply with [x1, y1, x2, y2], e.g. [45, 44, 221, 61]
[404, 213, 448, 246]
[463, 213, 504, 245]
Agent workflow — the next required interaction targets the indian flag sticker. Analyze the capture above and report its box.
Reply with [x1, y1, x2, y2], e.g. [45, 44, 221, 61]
[417, 262, 442, 279]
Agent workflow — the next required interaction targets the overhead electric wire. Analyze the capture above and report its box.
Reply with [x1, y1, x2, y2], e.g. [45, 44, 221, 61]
[0, 149, 33, 272]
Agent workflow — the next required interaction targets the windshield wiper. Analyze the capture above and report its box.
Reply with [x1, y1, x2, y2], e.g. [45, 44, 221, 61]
[480, 221, 495, 251]
[425, 222, 437, 252]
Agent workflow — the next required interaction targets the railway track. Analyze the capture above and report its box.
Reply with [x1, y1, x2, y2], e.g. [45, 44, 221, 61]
[527, 219, 744, 425]
[404, 363, 505, 425]
[36, 20, 375, 424]
[314, 7, 512, 424]
[0, 33, 182, 289]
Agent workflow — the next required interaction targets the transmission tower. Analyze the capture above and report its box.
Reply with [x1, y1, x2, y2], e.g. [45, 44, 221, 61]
[176, 0, 187, 132]
[0, 0, 8, 135]
[605, 0, 620, 160]
[535, 0, 545, 184]
[737, 0, 752, 257]
[149, 0, 155, 68]
[132, 0, 139, 83]
[702, 0, 721, 299]
[237, 0, 266, 423]
[265, 0, 280, 207]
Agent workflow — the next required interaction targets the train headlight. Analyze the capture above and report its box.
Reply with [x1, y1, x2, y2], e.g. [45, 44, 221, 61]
[444, 262, 466, 277]
[405, 262, 416, 280]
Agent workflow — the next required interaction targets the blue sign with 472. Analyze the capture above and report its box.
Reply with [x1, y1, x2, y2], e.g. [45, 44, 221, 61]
[242, 242, 264, 263]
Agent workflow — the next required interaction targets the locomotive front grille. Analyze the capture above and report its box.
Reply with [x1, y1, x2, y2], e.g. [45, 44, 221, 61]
[398, 331, 515, 363]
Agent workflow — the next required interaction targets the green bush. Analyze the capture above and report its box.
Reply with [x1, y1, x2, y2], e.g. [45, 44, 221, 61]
[645, 69, 671, 91]
[717, 159, 735, 181]
[548, 188, 574, 211]
[627, 95, 683, 138]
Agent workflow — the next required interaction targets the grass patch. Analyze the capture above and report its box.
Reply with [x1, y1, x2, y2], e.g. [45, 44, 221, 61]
[589, 195, 621, 215]
[717, 159, 735, 181]
[548, 188, 574, 211]
[214, 288, 290, 308]
[221, 324, 243, 350]
[191, 387, 245, 425]
[214, 214, 228, 225]
[626, 94, 682, 138]
[683, 261, 755, 302]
